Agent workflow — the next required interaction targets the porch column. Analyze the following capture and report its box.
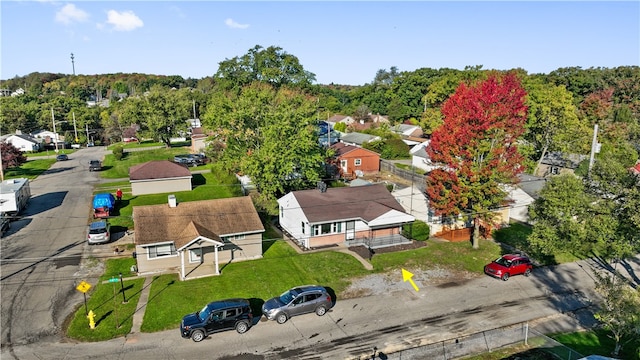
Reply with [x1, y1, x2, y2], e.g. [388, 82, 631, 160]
[214, 246, 220, 275]
[180, 250, 185, 280]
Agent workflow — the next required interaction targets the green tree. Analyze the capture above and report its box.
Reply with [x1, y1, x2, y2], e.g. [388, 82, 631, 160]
[215, 45, 316, 90]
[593, 271, 640, 358]
[524, 80, 590, 175]
[528, 174, 592, 257]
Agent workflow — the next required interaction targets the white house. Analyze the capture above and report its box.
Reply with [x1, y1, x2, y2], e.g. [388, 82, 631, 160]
[409, 141, 441, 173]
[4, 134, 41, 152]
[278, 184, 415, 250]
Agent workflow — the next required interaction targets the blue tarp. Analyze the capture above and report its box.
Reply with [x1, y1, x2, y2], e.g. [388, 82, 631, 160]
[93, 193, 115, 210]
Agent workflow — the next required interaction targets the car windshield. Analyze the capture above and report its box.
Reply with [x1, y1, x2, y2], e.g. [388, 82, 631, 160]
[494, 257, 512, 267]
[279, 289, 298, 304]
[197, 305, 210, 322]
[89, 227, 106, 234]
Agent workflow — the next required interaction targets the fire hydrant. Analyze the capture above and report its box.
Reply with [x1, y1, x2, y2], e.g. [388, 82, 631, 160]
[87, 310, 96, 329]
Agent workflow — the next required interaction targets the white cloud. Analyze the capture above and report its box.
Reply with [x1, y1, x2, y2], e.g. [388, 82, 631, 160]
[225, 18, 249, 29]
[105, 10, 144, 31]
[55, 4, 89, 25]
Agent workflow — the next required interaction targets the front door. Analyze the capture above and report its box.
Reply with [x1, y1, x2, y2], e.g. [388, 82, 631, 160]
[345, 221, 355, 241]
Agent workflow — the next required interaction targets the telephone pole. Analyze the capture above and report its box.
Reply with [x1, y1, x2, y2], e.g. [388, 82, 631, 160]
[70, 53, 75, 75]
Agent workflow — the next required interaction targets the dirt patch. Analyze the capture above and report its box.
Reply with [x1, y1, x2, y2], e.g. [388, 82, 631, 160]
[348, 240, 428, 260]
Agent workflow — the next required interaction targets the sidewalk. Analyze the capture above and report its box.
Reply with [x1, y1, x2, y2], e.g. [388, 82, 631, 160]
[127, 276, 153, 339]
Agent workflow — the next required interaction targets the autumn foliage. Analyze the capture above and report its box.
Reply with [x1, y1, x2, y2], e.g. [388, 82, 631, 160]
[1, 143, 28, 170]
[426, 72, 528, 246]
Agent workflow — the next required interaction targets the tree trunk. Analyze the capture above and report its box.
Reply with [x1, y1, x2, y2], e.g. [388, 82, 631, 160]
[472, 217, 480, 249]
[534, 145, 549, 177]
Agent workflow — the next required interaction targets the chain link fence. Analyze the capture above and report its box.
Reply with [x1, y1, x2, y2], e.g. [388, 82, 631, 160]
[353, 321, 584, 360]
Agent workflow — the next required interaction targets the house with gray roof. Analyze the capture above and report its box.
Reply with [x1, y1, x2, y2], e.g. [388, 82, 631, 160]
[339, 132, 380, 147]
[3, 134, 41, 152]
[129, 160, 192, 195]
[133, 196, 264, 280]
[277, 184, 414, 250]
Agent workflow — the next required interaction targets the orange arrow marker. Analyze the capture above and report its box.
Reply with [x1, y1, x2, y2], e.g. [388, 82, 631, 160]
[401, 268, 420, 292]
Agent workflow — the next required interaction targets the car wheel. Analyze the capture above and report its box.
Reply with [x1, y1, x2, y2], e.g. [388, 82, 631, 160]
[524, 268, 532, 277]
[191, 329, 205, 342]
[276, 313, 288, 324]
[236, 321, 249, 334]
[315, 306, 327, 316]
[501, 273, 510, 281]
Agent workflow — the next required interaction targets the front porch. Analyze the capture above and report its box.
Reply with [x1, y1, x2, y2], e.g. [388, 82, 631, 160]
[346, 233, 412, 249]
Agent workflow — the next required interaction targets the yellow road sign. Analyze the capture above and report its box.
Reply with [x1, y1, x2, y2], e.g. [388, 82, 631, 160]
[76, 280, 91, 293]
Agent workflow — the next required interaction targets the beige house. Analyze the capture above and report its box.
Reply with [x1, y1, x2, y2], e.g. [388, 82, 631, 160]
[129, 160, 192, 195]
[133, 196, 265, 280]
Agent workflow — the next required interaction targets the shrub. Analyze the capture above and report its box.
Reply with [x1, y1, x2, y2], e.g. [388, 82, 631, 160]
[113, 145, 124, 160]
[403, 220, 430, 241]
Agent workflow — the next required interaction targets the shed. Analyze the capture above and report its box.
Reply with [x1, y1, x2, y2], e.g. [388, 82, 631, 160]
[129, 160, 193, 195]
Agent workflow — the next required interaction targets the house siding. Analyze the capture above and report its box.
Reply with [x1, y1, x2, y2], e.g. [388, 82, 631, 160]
[131, 178, 191, 195]
[337, 148, 380, 177]
[136, 233, 263, 276]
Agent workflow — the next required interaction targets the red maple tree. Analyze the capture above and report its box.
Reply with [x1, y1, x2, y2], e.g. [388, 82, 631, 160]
[1, 142, 27, 171]
[426, 72, 528, 248]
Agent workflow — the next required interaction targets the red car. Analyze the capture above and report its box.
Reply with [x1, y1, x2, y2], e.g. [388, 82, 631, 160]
[484, 254, 533, 281]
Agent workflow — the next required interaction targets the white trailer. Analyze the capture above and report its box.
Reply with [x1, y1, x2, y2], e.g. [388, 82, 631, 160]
[0, 178, 31, 214]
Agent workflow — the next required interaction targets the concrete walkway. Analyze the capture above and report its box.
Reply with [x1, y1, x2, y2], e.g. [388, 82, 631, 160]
[128, 276, 153, 336]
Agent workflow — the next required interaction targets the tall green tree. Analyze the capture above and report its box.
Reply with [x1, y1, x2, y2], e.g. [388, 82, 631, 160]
[426, 72, 528, 249]
[215, 45, 316, 90]
[524, 80, 590, 175]
[202, 82, 325, 204]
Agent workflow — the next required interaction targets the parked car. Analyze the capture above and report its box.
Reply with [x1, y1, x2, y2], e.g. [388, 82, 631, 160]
[89, 160, 102, 171]
[174, 154, 205, 167]
[484, 254, 533, 281]
[262, 285, 333, 324]
[56, 154, 68, 161]
[180, 298, 253, 342]
[87, 220, 110, 244]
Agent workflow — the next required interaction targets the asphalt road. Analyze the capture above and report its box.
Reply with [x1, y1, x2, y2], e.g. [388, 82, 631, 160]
[1, 147, 109, 354]
[2, 148, 639, 360]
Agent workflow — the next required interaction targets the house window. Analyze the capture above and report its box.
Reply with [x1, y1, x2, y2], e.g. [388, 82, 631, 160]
[223, 234, 246, 242]
[354, 158, 362, 166]
[189, 249, 202, 263]
[312, 222, 342, 236]
[301, 221, 305, 234]
[147, 243, 177, 259]
[280, 206, 283, 219]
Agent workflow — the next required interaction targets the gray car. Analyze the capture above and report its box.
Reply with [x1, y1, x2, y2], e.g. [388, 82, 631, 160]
[261, 285, 333, 324]
[87, 220, 110, 244]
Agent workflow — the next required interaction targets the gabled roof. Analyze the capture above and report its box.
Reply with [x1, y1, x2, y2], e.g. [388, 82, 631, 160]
[541, 152, 588, 169]
[6, 134, 39, 144]
[129, 160, 192, 181]
[330, 142, 379, 157]
[287, 184, 408, 223]
[328, 114, 351, 122]
[133, 197, 264, 246]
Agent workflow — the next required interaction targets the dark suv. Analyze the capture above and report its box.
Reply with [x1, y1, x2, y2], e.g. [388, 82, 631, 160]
[180, 298, 253, 342]
[89, 160, 102, 171]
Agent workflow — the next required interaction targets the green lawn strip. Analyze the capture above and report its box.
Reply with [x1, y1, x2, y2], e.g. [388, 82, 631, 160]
[3, 158, 57, 180]
[107, 141, 164, 150]
[551, 330, 640, 360]
[493, 223, 581, 265]
[371, 239, 502, 273]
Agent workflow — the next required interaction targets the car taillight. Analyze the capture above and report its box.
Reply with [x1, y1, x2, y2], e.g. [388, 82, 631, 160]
[326, 296, 331, 302]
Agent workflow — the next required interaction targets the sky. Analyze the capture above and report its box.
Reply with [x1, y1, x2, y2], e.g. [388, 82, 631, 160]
[1, 1, 639, 86]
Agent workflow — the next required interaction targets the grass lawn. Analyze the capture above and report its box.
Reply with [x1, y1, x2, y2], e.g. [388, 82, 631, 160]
[66, 258, 144, 341]
[140, 238, 504, 333]
[493, 223, 580, 265]
[3, 158, 56, 180]
[100, 146, 204, 179]
[551, 330, 640, 360]
[96, 170, 243, 230]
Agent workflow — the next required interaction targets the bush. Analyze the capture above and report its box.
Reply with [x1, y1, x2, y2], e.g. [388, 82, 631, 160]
[113, 145, 124, 160]
[403, 220, 430, 241]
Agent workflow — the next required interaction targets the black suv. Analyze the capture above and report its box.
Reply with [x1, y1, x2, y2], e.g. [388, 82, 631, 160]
[89, 160, 102, 171]
[180, 298, 253, 342]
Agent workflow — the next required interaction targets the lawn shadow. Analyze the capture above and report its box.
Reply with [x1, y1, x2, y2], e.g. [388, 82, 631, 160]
[94, 310, 113, 328]
[191, 173, 206, 187]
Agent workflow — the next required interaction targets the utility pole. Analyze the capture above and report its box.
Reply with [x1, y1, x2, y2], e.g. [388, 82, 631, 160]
[72, 112, 78, 143]
[70, 53, 75, 75]
[51, 108, 59, 153]
[588, 123, 600, 177]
